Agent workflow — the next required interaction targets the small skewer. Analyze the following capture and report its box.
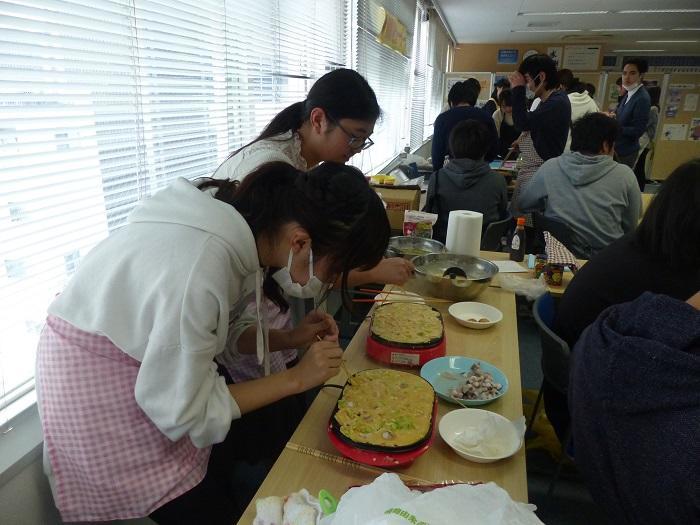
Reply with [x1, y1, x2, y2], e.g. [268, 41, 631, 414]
[316, 334, 352, 379]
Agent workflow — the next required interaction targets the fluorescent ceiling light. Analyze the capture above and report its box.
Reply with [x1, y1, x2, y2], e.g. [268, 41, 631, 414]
[591, 28, 662, 32]
[518, 11, 609, 16]
[613, 49, 665, 52]
[617, 9, 700, 14]
[637, 40, 698, 43]
[671, 28, 700, 31]
[511, 29, 582, 33]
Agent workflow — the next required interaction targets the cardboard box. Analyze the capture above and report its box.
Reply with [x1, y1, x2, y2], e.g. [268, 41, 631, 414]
[371, 184, 421, 231]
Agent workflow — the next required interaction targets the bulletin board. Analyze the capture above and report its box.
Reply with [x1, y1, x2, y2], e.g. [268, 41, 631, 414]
[651, 73, 700, 180]
[444, 72, 493, 108]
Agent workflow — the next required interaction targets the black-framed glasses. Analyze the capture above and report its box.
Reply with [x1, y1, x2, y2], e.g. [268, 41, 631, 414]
[326, 114, 374, 151]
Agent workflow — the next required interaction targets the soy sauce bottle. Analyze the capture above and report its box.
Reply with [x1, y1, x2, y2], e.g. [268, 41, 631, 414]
[509, 217, 526, 262]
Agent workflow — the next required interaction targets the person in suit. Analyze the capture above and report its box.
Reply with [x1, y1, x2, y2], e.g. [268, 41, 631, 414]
[614, 58, 651, 168]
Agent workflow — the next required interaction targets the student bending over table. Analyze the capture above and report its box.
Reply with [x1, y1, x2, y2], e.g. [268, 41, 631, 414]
[35, 162, 390, 525]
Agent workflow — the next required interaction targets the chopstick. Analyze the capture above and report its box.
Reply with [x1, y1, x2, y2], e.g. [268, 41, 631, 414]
[285, 442, 433, 484]
[352, 298, 452, 304]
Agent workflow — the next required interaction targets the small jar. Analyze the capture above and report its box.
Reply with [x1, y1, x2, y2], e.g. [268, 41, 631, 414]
[534, 254, 547, 278]
[544, 263, 565, 286]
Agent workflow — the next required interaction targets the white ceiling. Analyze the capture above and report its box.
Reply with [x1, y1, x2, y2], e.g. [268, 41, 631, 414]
[434, 0, 700, 54]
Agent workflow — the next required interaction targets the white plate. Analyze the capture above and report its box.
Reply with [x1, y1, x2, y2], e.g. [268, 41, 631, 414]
[448, 302, 502, 329]
[439, 408, 522, 463]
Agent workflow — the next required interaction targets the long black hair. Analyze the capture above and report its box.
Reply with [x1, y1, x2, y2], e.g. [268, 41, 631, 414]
[198, 162, 389, 309]
[228, 69, 380, 159]
[634, 158, 700, 270]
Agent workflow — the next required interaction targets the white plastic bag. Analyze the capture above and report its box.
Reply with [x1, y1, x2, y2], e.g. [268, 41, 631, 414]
[323, 473, 543, 525]
[498, 273, 547, 301]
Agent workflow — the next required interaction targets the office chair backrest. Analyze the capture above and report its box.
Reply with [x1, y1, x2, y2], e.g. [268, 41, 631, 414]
[533, 293, 571, 394]
[532, 212, 590, 259]
[481, 214, 514, 251]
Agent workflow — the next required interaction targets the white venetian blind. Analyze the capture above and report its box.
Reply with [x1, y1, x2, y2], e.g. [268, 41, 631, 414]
[352, 0, 415, 173]
[425, 13, 452, 137]
[0, 0, 347, 421]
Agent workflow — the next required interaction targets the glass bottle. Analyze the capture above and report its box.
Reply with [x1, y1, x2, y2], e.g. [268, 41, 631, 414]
[509, 217, 526, 262]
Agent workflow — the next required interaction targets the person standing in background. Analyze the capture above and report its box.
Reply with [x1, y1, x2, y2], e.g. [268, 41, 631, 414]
[482, 77, 510, 116]
[565, 80, 599, 150]
[508, 54, 571, 223]
[492, 88, 519, 159]
[431, 81, 499, 171]
[614, 58, 651, 169]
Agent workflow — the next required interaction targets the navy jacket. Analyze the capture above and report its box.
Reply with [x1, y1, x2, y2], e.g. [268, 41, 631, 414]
[511, 86, 570, 161]
[431, 106, 499, 171]
[615, 87, 651, 157]
[570, 292, 700, 525]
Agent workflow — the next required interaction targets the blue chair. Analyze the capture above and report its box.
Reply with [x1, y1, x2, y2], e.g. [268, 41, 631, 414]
[529, 292, 573, 498]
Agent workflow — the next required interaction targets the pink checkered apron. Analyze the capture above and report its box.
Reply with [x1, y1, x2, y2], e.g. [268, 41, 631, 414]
[510, 131, 544, 227]
[36, 315, 210, 522]
[221, 297, 297, 383]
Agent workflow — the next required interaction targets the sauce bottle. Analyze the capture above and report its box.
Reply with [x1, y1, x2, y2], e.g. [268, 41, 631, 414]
[509, 217, 526, 262]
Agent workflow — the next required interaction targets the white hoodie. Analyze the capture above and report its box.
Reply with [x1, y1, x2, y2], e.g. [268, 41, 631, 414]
[49, 178, 261, 447]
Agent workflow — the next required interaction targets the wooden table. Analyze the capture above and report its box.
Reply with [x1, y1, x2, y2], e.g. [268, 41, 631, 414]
[237, 285, 526, 523]
[482, 250, 586, 296]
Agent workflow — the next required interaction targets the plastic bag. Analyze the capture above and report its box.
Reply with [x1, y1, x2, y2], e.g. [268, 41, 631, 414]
[498, 273, 548, 301]
[403, 210, 438, 238]
[323, 473, 543, 525]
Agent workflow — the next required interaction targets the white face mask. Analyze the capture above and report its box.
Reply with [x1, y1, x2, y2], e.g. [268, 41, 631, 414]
[272, 248, 326, 299]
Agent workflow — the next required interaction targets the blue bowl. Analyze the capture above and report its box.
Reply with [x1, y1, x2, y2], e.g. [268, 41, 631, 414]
[420, 356, 509, 407]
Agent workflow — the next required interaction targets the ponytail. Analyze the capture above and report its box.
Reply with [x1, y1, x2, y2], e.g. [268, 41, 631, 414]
[227, 101, 307, 159]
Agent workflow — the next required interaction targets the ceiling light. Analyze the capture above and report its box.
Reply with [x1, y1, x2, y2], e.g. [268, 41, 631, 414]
[612, 49, 666, 52]
[518, 11, 609, 16]
[637, 40, 698, 43]
[617, 9, 700, 14]
[590, 28, 663, 32]
[671, 28, 700, 31]
[511, 29, 582, 33]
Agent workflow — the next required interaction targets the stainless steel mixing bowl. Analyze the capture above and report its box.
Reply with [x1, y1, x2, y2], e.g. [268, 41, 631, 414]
[385, 236, 446, 259]
[406, 253, 499, 301]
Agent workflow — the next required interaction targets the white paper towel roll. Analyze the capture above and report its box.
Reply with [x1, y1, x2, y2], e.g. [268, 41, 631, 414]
[445, 210, 483, 257]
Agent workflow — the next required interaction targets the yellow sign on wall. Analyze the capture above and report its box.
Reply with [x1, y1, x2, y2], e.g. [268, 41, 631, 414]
[377, 8, 407, 55]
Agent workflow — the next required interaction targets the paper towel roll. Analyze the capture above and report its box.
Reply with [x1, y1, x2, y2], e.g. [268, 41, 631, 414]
[445, 210, 483, 257]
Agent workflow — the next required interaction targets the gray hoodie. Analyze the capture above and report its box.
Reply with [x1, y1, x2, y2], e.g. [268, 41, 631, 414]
[426, 158, 507, 244]
[519, 152, 641, 257]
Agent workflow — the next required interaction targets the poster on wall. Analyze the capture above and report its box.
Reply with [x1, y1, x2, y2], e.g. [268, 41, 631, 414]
[689, 118, 700, 141]
[377, 8, 407, 55]
[683, 93, 698, 112]
[444, 72, 493, 107]
[547, 47, 563, 67]
[562, 45, 601, 71]
[497, 49, 519, 64]
[666, 88, 682, 117]
[662, 124, 688, 141]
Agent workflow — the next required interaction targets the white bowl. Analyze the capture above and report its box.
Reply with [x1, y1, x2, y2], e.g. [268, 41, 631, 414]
[439, 408, 522, 463]
[448, 302, 503, 329]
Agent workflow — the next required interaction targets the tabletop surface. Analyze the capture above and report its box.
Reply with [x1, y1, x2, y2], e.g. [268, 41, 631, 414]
[237, 284, 527, 524]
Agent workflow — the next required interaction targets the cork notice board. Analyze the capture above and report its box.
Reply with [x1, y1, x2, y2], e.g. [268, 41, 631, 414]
[651, 73, 700, 180]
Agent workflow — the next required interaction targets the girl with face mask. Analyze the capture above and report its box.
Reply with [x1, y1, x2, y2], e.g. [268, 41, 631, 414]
[35, 162, 389, 524]
[508, 54, 572, 231]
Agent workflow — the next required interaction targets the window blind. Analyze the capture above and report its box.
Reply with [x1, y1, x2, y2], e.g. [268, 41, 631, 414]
[352, 0, 415, 173]
[0, 0, 347, 420]
[425, 13, 451, 138]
